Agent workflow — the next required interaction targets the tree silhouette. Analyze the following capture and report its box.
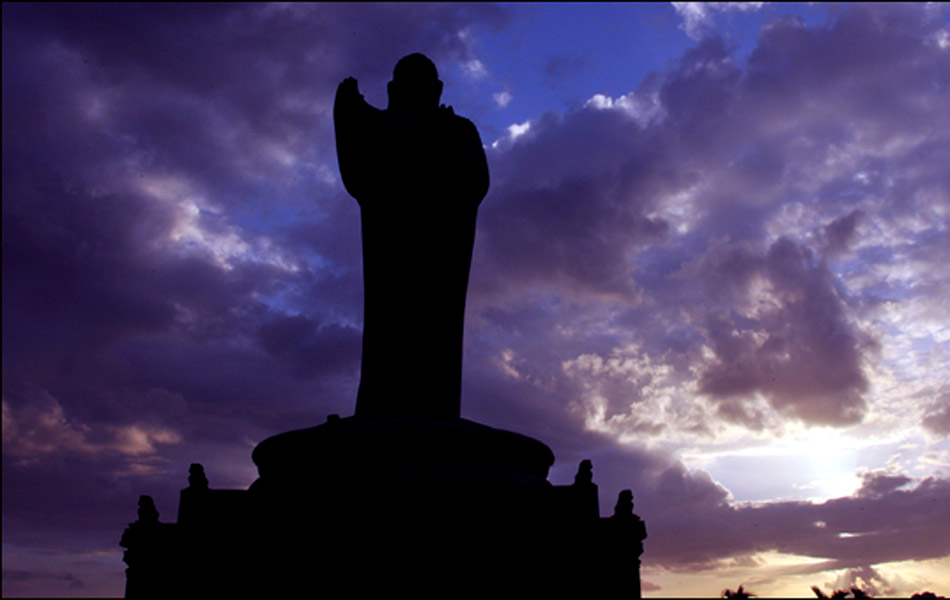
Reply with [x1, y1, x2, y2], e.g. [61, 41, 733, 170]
[811, 585, 873, 599]
[722, 584, 755, 599]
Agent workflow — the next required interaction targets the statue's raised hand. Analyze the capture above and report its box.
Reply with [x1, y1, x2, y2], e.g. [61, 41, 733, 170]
[336, 77, 361, 102]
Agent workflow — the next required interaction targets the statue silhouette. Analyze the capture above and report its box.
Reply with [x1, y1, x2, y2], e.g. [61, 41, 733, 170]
[334, 53, 490, 421]
[123, 54, 647, 600]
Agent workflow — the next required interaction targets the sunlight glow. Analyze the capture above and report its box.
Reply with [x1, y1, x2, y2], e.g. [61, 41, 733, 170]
[645, 552, 950, 598]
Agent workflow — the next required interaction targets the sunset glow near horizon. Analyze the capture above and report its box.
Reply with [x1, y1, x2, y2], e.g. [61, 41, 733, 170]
[3, 3, 949, 597]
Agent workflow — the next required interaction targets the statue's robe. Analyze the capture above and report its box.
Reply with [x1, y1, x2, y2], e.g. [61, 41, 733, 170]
[334, 84, 489, 420]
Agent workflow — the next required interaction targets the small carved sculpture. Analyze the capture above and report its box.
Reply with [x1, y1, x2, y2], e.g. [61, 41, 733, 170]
[613, 489, 633, 517]
[137, 495, 159, 524]
[574, 459, 594, 485]
[120, 495, 159, 566]
[188, 463, 209, 490]
[612, 489, 648, 552]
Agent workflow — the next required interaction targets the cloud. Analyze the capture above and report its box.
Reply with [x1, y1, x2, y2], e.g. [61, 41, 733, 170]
[545, 54, 587, 81]
[475, 107, 671, 307]
[462, 58, 489, 80]
[671, 2, 766, 40]
[585, 91, 667, 128]
[820, 209, 865, 257]
[255, 314, 361, 379]
[855, 467, 913, 498]
[462, 7, 950, 582]
[2, 389, 181, 462]
[563, 343, 675, 431]
[829, 565, 896, 597]
[492, 90, 513, 108]
[639, 470, 950, 569]
[471, 3, 949, 442]
[1, 0, 507, 437]
[684, 236, 870, 425]
[922, 393, 950, 438]
[0, 570, 85, 590]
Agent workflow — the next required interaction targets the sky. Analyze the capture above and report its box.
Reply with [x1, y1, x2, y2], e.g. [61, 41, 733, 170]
[2, 2, 949, 597]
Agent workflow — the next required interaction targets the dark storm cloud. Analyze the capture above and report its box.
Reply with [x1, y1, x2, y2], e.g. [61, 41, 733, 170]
[922, 393, 950, 438]
[3, 4, 510, 595]
[256, 314, 362, 379]
[639, 468, 950, 569]
[461, 3, 949, 581]
[2, 0, 510, 429]
[473, 2, 948, 431]
[821, 210, 864, 257]
[683, 236, 869, 425]
[0, 570, 85, 590]
[476, 104, 674, 305]
[1, 2, 508, 209]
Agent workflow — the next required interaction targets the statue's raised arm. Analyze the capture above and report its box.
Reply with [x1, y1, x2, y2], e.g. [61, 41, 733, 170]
[333, 54, 490, 421]
[333, 77, 382, 204]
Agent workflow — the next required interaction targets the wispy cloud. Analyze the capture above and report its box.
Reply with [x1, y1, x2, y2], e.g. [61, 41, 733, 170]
[671, 2, 767, 40]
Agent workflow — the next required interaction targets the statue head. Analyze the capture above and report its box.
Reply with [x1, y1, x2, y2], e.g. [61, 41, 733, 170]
[387, 53, 443, 113]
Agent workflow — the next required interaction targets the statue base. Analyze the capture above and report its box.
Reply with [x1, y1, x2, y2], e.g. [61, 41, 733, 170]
[251, 415, 555, 488]
[120, 415, 646, 597]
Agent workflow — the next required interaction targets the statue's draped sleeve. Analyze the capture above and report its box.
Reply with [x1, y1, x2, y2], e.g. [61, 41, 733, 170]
[453, 116, 490, 207]
[394, 111, 489, 210]
[333, 81, 382, 204]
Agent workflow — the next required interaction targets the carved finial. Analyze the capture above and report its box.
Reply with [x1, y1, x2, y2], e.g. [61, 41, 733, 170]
[137, 495, 159, 524]
[574, 459, 593, 485]
[613, 489, 634, 518]
[188, 463, 209, 490]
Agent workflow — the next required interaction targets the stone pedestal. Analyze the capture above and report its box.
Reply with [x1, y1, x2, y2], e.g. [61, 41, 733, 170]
[251, 416, 555, 487]
[121, 415, 647, 597]
[248, 416, 556, 594]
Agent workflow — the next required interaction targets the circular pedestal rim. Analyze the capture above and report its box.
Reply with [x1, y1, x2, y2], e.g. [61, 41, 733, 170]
[252, 416, 555, 485]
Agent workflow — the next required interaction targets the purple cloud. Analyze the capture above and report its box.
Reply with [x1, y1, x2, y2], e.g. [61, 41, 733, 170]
[923, 394, 950, 438]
